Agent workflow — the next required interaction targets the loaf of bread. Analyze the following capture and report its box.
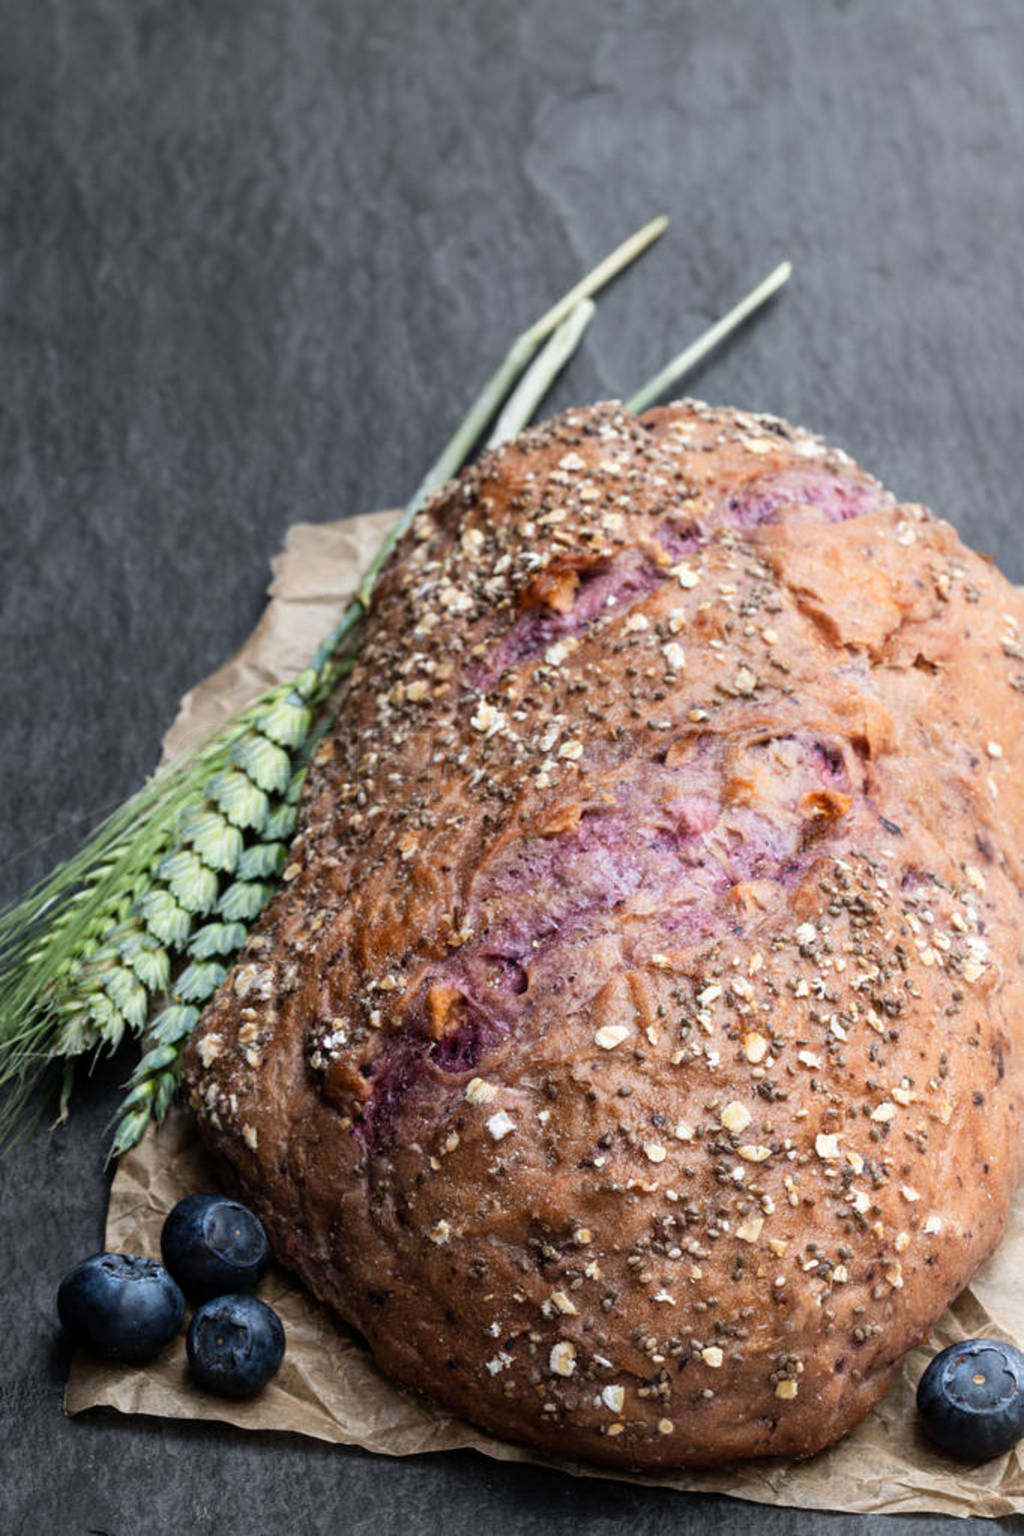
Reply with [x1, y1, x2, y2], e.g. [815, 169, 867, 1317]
[183, 400, 1024, 1467]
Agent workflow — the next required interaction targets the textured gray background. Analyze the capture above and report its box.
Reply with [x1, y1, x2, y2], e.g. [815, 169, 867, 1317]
[2, 0, 1024, 1530]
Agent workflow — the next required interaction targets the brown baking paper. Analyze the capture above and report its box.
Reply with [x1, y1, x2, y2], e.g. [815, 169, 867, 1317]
[66, 512, 1024, 1517]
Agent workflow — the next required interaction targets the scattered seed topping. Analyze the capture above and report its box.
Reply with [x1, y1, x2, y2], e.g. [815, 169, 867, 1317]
[183, 400, 1024, 1464]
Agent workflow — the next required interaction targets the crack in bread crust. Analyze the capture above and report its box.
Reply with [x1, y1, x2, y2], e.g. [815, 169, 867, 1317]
[183, 399, 1024, 1468]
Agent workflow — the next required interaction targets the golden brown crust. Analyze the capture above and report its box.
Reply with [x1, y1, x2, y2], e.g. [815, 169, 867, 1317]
[183, 400, 1024, 1468]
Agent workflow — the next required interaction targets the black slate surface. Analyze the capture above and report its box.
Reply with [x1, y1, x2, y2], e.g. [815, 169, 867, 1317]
[3, 1, 1024, 1530]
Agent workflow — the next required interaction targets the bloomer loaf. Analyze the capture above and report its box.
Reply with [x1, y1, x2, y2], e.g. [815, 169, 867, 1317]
[183, 401, 1024, 1467]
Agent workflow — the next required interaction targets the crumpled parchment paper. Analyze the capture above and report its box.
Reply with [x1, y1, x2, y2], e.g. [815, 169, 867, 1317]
[65, 511, 1024, 1517]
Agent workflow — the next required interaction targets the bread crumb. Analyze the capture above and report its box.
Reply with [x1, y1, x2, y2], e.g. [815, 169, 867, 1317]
[197, 1034, 223, 1068]
[549, 1341, 577, 1377]
[594, 1024, 631, 1050]
[471, 702, 505, 735]
[720, 1101, 752, 1134]
[743, 1031, 769, 1064]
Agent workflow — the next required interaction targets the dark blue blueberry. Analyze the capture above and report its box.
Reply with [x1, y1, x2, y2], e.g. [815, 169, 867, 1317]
[186, 1293, 285, 1397]
[917, 1338, 1024, 1459]
[161, 1192, 270, 1300]
[57, 1252, 185, 1362]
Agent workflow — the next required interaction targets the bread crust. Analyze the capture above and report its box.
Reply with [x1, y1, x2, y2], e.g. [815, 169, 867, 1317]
[183, 400, 1024, 1467]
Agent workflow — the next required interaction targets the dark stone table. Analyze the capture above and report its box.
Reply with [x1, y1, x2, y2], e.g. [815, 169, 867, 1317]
[3, 1, 1024, 1529]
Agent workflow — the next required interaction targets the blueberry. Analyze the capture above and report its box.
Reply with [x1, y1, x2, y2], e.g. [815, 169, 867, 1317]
[917, 1338, 1024, 1459]
[186, 1293, 285, 1397]
[161, 1192, 270, 1300]
[57, 1252, 185, 1362]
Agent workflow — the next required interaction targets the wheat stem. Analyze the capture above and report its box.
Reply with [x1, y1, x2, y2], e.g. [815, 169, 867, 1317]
[404, 216, 668, 519]
[315, 220, 668, 644]
[486, 299, 595, 449]
[626, 259, 791, 414]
